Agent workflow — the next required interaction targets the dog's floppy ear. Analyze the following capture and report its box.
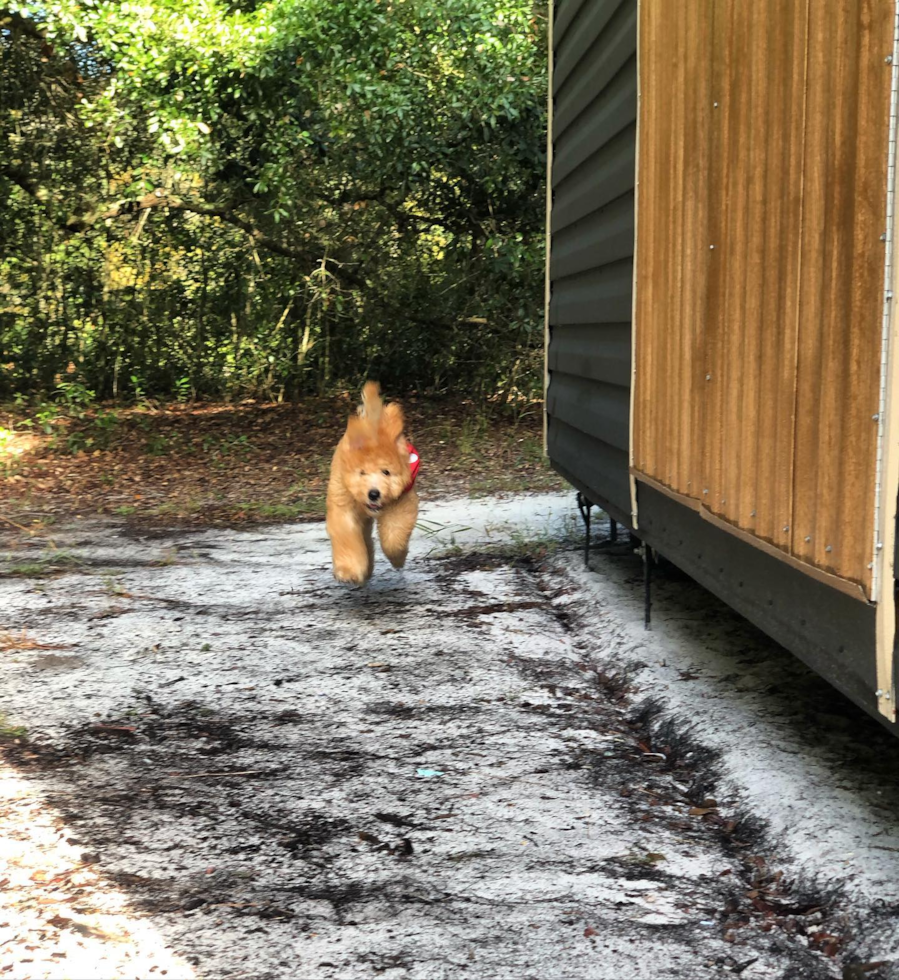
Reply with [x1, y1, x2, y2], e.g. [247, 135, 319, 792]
[345, 414, 371, 451]
[381, 402, 405, 443]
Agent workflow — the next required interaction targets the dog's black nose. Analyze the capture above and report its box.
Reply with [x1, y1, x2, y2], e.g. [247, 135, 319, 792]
[368, 488, 381, 502]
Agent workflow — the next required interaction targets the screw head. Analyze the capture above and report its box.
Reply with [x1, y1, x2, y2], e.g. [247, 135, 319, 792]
[705, 373, 712, 381]
[783, 525, 790, 532]
[882, 233, 888, 241]
[709, 245, 715, 250]
[805, 536, 811, 543]
[886, 55, 894, 64]
[750, 510, 756, 517]
[873, 413, 881, 421]
[703, 488, 709, 495]
[825, 545, 833, 553]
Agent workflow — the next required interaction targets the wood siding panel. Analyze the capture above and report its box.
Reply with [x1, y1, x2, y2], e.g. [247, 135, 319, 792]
[553, 62, 637, 187]
[701, 1, 808, 553]
[633, 0, 712, 496]
[554, 2, 637, 136]
[554, 0, 587, 47]
[548, 322, 631, 387]
[549, 416, 632, 518]
[554, 0, 629, 94]
[551, 124, 635, 233]
[550, 192, 635, 279]
[550, 259, 634, 325]
[547, 371, 631, 452]
[791, 0, 892, 585]
[634, 0, 891, 593]
[547, 0, 637, 521]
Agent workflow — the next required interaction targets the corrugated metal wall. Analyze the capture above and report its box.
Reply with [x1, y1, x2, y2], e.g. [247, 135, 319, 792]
[633, 0, 892, 595]
[546, 0, 637, 521]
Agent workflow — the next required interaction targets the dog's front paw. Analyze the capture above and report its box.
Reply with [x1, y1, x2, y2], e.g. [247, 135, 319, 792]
[333, 564, 369, 585]
[386, 551, 408, 570]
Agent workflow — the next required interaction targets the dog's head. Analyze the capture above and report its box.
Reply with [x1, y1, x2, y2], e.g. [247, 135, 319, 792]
[340, 384, 412, 514]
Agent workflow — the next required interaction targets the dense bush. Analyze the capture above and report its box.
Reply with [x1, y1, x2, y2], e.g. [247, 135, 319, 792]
[0, 1, 547, 404]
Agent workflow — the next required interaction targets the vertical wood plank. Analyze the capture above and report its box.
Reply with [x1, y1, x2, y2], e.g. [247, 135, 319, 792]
[634, 0, 892, 595]
[791, 0, 892, 588]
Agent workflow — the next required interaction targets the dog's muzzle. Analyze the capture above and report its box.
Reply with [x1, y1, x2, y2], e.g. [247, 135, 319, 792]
[367, 488, 382, 511]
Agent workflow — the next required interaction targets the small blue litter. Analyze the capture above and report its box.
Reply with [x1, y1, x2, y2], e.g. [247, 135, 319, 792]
[416, 768, 444, 778]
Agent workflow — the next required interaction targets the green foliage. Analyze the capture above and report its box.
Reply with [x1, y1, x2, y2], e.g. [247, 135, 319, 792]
[0, 0, 547, 403]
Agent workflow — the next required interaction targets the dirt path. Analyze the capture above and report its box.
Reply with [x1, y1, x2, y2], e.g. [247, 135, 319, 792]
[2, 495, 898, 979]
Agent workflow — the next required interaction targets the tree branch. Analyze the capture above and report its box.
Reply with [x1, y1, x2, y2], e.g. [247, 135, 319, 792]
[9, 181, 458, 330]
[0, 164, 45, 201]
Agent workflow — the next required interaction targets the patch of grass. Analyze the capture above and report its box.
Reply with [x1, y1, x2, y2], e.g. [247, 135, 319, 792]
[508, 431, 545, 466]
[429, 524, 572, 562]
[151, 498, 204, 517]
[415, 519, 474, 557]
[468, 473, 534, 497]
[100, 573, 130, 597]
[113, 504, 137, 516]
[456, 415, 490, 458]
[145, 433, 173, 456]
[0, 714, 27, 739]
[203, 433, 254, 459]
[3, 550, 83, 578]
[7, 562, 48, 577]
[153, 547, 178, 566]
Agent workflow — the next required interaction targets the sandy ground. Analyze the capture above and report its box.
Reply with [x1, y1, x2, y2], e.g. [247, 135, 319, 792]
[2, 493, 899, 980]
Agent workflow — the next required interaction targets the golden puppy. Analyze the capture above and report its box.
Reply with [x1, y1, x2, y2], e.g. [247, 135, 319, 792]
[326, 381, 419, 584]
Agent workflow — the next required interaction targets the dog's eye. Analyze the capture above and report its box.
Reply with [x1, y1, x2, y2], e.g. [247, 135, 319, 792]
[359, 470, 366, 476]
[382, 469, 390, 476]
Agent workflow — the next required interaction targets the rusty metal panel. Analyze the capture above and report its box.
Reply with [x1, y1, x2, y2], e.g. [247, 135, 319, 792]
[634, 0, 892, 594]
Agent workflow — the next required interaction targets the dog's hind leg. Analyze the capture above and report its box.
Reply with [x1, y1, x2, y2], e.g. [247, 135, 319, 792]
[363, 518, 375, 575]
[327, 510, 374, 584]
[378, 490, 419, 569]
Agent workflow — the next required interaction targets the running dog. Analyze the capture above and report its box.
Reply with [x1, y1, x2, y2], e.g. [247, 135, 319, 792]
[326, 382, 419, 584]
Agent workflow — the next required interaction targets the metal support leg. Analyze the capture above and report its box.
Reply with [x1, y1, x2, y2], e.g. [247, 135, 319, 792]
[643, 545, 652, 630]
[609, 518, 618, 543]
[576, 491, 593, 567]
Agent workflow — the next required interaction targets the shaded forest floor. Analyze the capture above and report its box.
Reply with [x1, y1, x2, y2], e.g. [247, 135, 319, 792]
[0, 396, 563, 535]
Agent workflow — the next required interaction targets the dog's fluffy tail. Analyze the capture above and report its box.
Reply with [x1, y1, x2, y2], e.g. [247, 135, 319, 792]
[360, 381, 383, 425]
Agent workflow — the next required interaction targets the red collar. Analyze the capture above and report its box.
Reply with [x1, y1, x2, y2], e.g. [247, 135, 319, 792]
[404, 443, 420, 494]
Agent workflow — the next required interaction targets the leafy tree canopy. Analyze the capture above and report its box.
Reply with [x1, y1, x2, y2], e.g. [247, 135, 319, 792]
[1, 0, 547, 402]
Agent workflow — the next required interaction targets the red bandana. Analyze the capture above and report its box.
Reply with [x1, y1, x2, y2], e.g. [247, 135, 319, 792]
[404, 443, 420, 494]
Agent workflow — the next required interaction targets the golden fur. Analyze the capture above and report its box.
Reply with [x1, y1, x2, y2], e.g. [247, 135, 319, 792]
[326, 381, 419, 584]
